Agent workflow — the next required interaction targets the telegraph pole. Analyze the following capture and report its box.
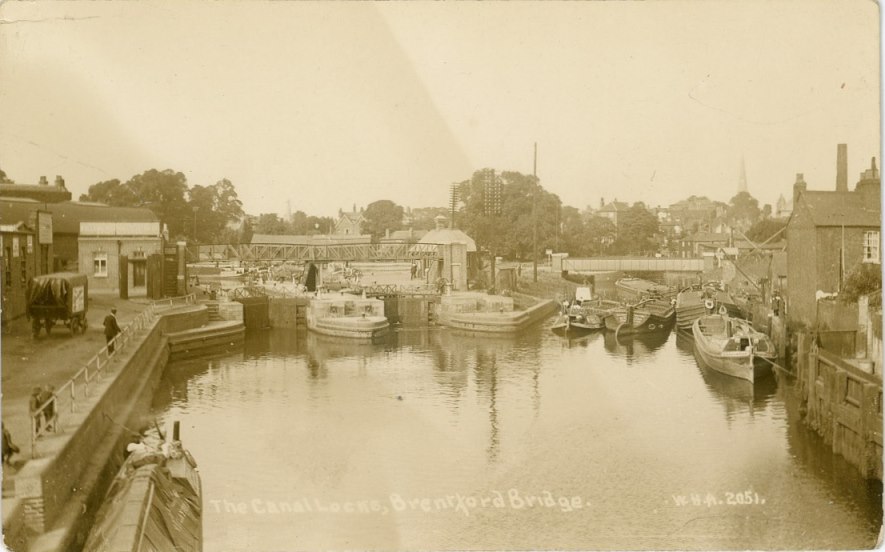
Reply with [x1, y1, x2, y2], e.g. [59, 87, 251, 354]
[532, 143, 538, 283]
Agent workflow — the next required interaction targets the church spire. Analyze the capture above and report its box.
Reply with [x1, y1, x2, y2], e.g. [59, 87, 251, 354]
[738, 156, 748, 194]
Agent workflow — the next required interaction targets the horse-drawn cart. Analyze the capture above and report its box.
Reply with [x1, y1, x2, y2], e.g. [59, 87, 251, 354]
[26, 272, 89, 338]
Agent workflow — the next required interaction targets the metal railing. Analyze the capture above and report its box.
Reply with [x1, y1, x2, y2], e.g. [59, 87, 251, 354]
[150, 293, 197, 310]
[28, 293, 195, 458]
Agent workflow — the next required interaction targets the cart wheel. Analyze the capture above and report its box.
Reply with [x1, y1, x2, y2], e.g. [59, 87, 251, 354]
[44, 319, 54, 335]
[71, 318, 81, 335]
[31, 319, 42, 338]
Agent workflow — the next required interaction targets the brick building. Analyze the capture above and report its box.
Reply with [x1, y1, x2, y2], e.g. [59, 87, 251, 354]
[78, 222, 165, 295]
[786, 155, 881, 327]
[0, 199, 158, 271]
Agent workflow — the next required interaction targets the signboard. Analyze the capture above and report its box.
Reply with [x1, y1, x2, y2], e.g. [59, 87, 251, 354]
[37, 211, 53, 244]
[545, 249, 553, 255]
[72, 285, 85, 313]
[12, 236, 19, 257]
[26, 235, 33, 254]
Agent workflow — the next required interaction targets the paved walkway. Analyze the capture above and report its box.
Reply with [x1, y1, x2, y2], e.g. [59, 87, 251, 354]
[1, 291, 152, 476]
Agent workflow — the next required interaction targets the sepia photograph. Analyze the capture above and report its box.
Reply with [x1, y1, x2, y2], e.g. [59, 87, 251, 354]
[0, 1, 882, 551]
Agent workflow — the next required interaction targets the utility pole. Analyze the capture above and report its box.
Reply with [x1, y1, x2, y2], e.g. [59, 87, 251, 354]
[532, 142, 538, 283]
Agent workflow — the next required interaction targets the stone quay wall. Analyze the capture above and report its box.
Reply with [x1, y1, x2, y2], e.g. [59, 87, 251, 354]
[8, 306, 208, 552]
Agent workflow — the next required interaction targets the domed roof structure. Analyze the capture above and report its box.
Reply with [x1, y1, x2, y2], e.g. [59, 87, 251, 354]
[417, 215, 476, 252]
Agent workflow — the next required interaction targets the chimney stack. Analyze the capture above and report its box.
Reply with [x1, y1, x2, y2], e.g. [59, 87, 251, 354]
[836, 143, 848, 192]
[793, 173, 807, 207]
[54, 175, 65, 189]
[39, 176, 48, 186]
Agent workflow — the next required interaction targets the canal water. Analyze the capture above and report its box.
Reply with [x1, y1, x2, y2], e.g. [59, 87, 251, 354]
[151, 324, 882, 551]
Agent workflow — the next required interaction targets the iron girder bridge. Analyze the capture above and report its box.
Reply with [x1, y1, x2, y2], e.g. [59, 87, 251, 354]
[187, 242, 443, 263]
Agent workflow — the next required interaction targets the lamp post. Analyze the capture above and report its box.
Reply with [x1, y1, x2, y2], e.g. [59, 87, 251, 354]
[192, 206, 199, 244]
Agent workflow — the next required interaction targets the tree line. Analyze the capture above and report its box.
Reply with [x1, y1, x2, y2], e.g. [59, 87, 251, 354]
[69, 166, 784, 255]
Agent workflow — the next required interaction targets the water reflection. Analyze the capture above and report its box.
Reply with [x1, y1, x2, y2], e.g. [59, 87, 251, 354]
[152, 325, 882, 551]
[602, 326, 672, 360]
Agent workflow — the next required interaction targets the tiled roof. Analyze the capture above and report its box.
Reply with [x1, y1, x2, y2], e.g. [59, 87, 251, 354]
[418, 228, 477, 251]
[0, 198, 158, 234]
[798, 191, 880, 227]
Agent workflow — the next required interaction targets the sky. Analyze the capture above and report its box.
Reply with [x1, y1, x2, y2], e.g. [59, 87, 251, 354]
[0, 1, 880, 219]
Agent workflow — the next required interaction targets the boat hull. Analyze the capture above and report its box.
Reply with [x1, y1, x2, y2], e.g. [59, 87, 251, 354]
[604, 304, 675, 336]
[615, 277, 676, 303]
[84, 443, 202, 552]
[692, 316, 775, 383]
[676, 288, 745, 331]
[550, 313, 602, 338]
[308, 316, 390, 341]
[438, 300, 558, 334]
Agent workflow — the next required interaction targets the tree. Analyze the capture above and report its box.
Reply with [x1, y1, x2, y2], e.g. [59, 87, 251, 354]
[80, 179, 138, 206]
[127, 169, 190, 237]
[726, 191, 761, 230]
[611, 202, 659, 254]
[253, 213, 289, 235]
[187, 179, 245, 244]
[745, 218, 787, 243]
[841, 263, 882, 307]
[455, 169, 561, 261]
[0, 167, 13, 184]
[584, 214, 617, 255]
[362, 200, 404, 241]
[410, 207, 449, 231]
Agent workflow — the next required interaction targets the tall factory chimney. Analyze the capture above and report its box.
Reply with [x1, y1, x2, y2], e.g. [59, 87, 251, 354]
[836, 143, 848, 191]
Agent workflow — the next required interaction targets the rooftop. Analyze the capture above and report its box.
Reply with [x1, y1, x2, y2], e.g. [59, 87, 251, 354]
[797, 191, 880, 227]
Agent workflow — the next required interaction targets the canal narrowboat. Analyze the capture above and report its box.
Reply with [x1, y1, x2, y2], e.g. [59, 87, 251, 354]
[615, 277, 676, 303]
[603, 298, 675, 338]
[83, 421, 202, 552]
[691, 314, 776, 383]
[675, 283, 745, 331]
[550, 305, 605, 338]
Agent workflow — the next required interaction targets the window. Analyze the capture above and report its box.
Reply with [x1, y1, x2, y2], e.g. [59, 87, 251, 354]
[845, 377, 863, 407]
[863, 231, 880, 264]
[94, 252, 108, 277]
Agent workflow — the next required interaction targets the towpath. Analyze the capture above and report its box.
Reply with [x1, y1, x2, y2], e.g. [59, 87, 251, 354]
[1, 291, 151, 475]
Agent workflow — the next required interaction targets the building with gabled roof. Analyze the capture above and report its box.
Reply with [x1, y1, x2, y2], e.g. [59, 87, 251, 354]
[0, 198, 160, 271]
[786, 152, 881, 327]
[334, 205, 366, 236]
[597, 198, 629, 227]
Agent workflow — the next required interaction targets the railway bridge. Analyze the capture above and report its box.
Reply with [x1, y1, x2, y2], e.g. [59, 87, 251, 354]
[558, 256, 704, 274]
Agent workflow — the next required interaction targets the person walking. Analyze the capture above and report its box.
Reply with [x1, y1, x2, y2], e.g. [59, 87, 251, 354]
[2, 423, 19, 464]
[104, 308, 121, 353]
[39, 384, 56, 431]
[29, 386, 45, 433]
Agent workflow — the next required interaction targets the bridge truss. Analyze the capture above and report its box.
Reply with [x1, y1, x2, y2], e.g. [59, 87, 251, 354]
[187, 242, 443, 263]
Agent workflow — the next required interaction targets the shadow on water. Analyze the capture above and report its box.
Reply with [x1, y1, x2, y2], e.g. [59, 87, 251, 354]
[676, 327, 778, 415]
[152, 352, 243, 413]
[602, 326, 672, 361]
[780, 376, 884, 533]
[154, 321, 883, 550]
